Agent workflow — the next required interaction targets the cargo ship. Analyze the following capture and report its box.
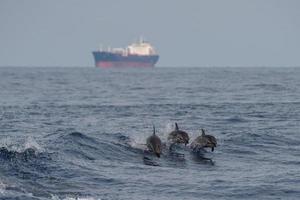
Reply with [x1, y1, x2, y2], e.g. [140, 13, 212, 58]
[92, 39, 159, 68]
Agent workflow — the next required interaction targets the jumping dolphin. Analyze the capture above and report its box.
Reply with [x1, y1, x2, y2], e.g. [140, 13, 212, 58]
[167, 122, 189, 145]
[146, 125, 162, 158]
[190, 129, 217, 152]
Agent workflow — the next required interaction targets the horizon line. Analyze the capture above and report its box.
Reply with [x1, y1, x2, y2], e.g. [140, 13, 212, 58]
[0, 65, 300, 68]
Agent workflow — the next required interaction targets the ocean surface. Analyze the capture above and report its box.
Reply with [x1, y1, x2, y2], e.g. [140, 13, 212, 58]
[0, 66, 299, 200]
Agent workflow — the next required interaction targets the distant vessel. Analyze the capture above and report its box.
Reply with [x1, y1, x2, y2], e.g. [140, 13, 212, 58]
[92, 39, 159, 68]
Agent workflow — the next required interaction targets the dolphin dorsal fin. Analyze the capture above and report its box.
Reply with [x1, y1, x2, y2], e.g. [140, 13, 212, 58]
[175, 122, 179, 131]
[201, 129, 205, 136]
[153, 125, 156, 135]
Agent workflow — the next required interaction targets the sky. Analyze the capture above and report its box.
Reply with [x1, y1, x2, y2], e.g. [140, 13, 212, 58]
[0, 0, 300, 67]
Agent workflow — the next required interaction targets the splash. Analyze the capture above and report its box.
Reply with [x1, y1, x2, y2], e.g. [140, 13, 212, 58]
[0, 180, 6, 194]
[127, 135, 147, 150]
[128, 121, 178, 150]
[24, 136, 44, 153]
[51, 194, 102, 200]
[163, 121, 175, 139]
[0, 136, 44, 153]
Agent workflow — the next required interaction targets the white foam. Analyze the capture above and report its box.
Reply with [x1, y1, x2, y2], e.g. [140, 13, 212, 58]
[80, 116, 99, 127]
[0, 137, 23, 152]
[51, 194, 102, 200]
[128, 134, 147, 150]
[128, 121, 176, 150]
[162, 121, 175, 139]
[24, 136, 44, 152]
[0, 136, 45, 153]
[0, 137, 14, 149]
[0, 180, 6, 194]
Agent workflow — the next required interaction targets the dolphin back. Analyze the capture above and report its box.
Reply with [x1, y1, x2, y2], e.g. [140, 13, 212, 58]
[146, 135, 162, 157]
[168, 130, 189, 145]
[191, 132, 217, 152]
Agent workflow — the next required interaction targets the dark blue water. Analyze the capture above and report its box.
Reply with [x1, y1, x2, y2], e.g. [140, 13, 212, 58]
[0, 67, 299, 200]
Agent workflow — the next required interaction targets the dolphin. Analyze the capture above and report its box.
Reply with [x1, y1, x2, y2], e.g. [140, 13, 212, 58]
[167, 122, 189, 145]
[146, 125, 162, 158]
[190, 129, 217, 152]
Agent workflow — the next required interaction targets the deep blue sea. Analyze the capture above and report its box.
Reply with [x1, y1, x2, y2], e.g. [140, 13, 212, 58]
[0, 67, 299, 200]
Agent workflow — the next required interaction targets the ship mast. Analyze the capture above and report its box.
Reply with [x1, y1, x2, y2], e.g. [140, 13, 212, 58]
[139, 36, 144, 44]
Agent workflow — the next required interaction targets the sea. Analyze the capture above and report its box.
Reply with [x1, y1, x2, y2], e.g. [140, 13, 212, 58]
[0, 66, 299, 200]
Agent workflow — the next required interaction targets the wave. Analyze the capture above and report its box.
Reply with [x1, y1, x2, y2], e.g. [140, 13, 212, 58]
[0, 130, 219, 199]
[225, 116, 248, 123]
[50, 131, 145, 164]
[246, 83, 289, 92]
[0, 136, 50, 163]
[0, 147, 40, 161]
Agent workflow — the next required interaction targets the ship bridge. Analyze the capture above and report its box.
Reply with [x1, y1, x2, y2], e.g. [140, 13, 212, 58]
[127, 40, 157, 56]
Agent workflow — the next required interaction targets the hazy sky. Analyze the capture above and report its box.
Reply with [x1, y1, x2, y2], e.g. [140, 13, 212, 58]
[1, 0, 300, 67]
